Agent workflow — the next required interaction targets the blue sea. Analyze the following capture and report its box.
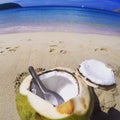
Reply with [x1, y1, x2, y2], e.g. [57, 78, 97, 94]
[0, 6, 120, 35]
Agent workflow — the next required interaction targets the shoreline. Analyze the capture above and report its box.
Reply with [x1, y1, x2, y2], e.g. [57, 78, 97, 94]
[0, 32, 120, 120]
[0, 24, 120, 36]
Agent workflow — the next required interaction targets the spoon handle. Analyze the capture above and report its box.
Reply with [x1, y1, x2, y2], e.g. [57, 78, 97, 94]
[28, 66, 47, 94]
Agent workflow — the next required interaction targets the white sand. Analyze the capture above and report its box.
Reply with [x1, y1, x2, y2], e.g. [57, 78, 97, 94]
[0, 32, 120, 120]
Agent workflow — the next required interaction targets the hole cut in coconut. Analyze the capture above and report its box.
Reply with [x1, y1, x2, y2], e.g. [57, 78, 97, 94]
[30, 69, 79, 105]
[78, 59, 116, 90]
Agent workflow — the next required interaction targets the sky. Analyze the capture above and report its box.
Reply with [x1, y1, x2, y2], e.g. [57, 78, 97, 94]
[0, 0, 120, 11]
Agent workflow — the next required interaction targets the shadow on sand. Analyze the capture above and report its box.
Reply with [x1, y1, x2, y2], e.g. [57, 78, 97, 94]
[91, 88, 120, 120]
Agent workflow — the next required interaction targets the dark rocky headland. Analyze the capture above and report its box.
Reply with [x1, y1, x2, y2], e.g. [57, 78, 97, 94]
[0, 2, 22, 10]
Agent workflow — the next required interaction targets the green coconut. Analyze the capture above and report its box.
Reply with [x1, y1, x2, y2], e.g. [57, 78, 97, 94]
[16, 68, 94, 120]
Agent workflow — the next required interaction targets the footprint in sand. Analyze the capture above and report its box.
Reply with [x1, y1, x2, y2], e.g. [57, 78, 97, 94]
[27, 39, 32, 41]
[7, 46, 19, 53]
[60, 50, 67, 54]
[94, 47, 108, 52]
[49, 48, 56, 53]
[8, 49, 16, 52]
[59, 41, 63, 44]
[6, 47, 11, 50]
[49, 42, 66, 54]
[0, 46, 19, 54]
[49, 48, 67, 54]
[0, 50, 4, 54]
[49, 44, 58, 53]
[14, 46, 19, 49]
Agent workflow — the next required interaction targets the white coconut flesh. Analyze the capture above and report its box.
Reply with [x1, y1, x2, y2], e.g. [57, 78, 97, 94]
[20, 69, 91, 119]
[78, 59, 116, 88]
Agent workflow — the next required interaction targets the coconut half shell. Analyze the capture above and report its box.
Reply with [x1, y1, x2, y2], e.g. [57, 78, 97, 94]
[77, 59, 116, 90]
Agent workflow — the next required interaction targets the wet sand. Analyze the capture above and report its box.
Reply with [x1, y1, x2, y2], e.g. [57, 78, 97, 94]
[0, 32, 120, 120]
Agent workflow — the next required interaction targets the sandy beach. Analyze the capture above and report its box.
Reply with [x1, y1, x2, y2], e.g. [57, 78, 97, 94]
[0, 32, 120, 120]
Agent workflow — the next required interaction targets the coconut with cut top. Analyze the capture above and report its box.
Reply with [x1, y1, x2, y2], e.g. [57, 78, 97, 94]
[16, 67, 93, 120]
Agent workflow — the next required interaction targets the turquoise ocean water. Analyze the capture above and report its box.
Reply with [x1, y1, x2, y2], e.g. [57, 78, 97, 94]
[0, 6, 120, 35]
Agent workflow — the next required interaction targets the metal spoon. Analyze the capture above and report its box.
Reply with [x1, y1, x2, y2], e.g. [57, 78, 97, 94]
[28, 66, 64, 106]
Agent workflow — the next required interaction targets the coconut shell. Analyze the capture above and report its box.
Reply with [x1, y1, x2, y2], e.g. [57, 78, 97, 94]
[16, 67, 94, 120]
[77, 59, 116, 90]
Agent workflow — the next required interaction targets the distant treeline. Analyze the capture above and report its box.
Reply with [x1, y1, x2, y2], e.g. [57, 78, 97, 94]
[0, 2, 22, 10]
